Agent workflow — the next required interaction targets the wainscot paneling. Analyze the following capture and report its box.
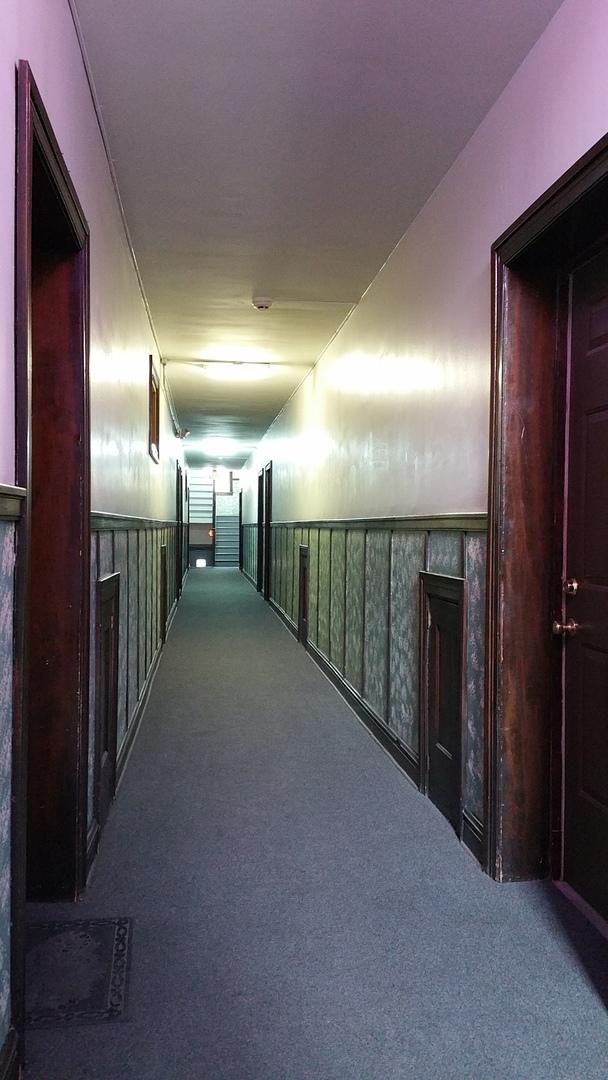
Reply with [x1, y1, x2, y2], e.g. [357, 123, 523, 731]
[0, 524, 15, 1045]
[127, 531, 139, 721]
[463, 533, 487, 827]
[87, 536, 98, 832]
[363, 530, 391, 720]
[257, 516, 488, 865]
[308, 529, 319, 647]
[317, 531, 331, 659]
[114, 531, 129, 747]
[388, 531, 426, 754]
[329, 529, 346, 674]
[87, 518, 181, 862]
[241, 522, 258, 585]
[427, 530, 463, 576]
[345, 530, 365, 693]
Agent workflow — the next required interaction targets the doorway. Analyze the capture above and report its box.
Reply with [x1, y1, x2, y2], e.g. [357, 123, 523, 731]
[256, 462, 272, 598]
[15, 62, 90, 905]
[298, 545, 309, 644]
[263, 463, 272, 600]
[560, 247, 608, 917]
[256, 470, 264, 591]
[420, 573, 466, 836]
[487, 133, 608, 920]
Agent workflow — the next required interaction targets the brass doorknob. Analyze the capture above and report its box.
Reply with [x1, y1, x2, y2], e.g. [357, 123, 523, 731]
[552, 618, 579, 636]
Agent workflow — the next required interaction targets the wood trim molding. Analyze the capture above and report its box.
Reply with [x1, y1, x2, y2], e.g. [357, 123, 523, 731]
[486, 131, 608, 882]
[264, 514, 487, 532]
[13, 58, 91, 1046]
[493, 130, 608, 263]
[91, 511, 179, 531]
[0, 488, 25, 521]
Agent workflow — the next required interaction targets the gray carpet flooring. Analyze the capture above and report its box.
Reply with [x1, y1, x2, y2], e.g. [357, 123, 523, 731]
[26, 569, 608, 1079]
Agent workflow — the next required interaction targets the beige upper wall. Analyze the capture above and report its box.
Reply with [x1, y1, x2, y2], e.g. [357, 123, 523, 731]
[1, 0, 181, 518]
[242, 0, 608, 523]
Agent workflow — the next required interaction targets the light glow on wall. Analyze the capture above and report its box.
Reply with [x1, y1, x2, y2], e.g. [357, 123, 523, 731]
[327, 350, 442, 396]
[194, 437, 240, 457]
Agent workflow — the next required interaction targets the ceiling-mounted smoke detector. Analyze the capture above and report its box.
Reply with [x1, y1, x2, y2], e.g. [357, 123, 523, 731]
[252, 296, 273, 310]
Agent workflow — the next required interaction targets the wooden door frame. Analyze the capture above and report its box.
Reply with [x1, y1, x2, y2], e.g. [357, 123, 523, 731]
[175, 461, 183, 598]
[13, 60, 90, 1047]
[263, 462, 272, 600]
[238, 491, 243, 572]
[420, 572, 467, 836]
[486, 132, 608, 882]
[256, 469, 264, 591]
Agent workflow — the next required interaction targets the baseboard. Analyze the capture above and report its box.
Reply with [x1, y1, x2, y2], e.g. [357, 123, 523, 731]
[461, 810, 484, 866]
[269, 599, 298, 638]
[306, 641, 420, 788]
[0, 1029, 19, 1080]
[86, 818, 100, 877]
[242, 568, 257, 589]
[116, 640, 163, 787]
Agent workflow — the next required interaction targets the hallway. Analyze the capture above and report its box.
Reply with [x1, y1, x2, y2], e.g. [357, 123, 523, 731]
[27, 570, 608, 1080]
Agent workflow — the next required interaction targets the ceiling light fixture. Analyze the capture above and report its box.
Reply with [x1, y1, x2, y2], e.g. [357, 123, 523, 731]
[201, 361, 271, 382]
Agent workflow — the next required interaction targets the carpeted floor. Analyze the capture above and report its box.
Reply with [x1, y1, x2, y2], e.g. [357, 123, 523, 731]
[26, 569, 608, 1079]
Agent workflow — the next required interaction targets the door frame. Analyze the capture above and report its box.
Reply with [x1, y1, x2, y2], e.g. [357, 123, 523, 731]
[13, 60, 90, 1045]
[420, 572, 467, 837]
[298, 544, 309, 644]
[263, 462, 272, 600]
[256, 469, 264, 591]
[486, 131, 608, 882]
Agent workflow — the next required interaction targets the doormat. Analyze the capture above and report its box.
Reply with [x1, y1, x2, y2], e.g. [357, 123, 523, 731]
[26, 917, 132, 1028]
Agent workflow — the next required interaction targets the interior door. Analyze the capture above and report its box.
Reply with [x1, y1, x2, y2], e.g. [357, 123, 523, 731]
[561, 246, 608, 918]
[257, 470, 264, 591]
[420, 573, 465, 835]
[96, 575, 119, 832]
[298, 546, 309, 643]
[263, 463, 272, 600]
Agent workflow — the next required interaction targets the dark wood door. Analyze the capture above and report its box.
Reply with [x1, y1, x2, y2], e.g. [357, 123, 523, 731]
[421, 573, 466, 834]
[256, 470, 264, 591]
[96, 575, 119, 832]
[20, 66, 91, 902]
[298, 546, 309, 643]
[263, 463, 272, 600]
[160, 544, 168, 642]
[176, 462, 183, 599]
[562, 248, 608, 918]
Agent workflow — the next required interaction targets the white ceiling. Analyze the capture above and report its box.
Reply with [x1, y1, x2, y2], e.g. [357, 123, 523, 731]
[73, 0, 565, 466]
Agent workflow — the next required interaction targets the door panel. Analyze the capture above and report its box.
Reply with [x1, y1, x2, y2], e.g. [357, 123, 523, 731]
[562, 248, 608, 917]
[420, 573, 466, 834]
[298, 546, 309, 644]
[96, 575, 119, 833]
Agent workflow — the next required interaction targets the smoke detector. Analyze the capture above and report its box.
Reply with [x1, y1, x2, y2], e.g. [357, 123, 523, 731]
[252, 296, 273, 310]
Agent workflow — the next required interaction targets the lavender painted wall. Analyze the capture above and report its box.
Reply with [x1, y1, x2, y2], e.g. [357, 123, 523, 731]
[241, 0, 608, 523]
[1, 0, 182, 515]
